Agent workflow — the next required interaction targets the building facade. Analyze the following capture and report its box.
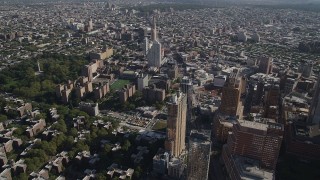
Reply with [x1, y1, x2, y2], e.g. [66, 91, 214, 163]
[187, 130, 211, 180]
[165, 92, 187, 157]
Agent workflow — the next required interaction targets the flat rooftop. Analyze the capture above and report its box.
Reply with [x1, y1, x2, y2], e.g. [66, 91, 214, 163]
[238, 119, 283, 132]
[233, 155, 274, 180]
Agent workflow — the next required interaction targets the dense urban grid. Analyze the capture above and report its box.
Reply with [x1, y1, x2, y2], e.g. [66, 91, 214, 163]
[0, 0, 320, 180]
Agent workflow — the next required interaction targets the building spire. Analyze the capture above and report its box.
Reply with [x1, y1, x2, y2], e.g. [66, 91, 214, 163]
[151, 15, 157, 41]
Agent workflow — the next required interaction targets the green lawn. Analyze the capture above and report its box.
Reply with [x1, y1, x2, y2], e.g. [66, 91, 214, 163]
[152, 120, 167, 132]
[110, 79, 130, 91]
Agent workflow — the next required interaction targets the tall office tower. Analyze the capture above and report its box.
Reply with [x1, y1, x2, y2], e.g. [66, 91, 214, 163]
[223, 119, 284, 172]
[264, 84, 280, 120]
[165, 92, 187, 157]
[88, 18, 93, 31]
[181, 76, 193, 134]
[298, 61, 313, 78]
[151, 16, 157, 41]
[309, 73, 320, 124]
[137, 73, 148, 91]
[143, 37, 149, 55]
[258, 56, 273, 74]
[220, 69, 243, 118]
[147, 40, 162, 67]
[187, 130, 211, 180]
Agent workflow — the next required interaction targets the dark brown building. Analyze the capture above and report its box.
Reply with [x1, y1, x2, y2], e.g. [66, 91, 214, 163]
[258, 56, 273, 74]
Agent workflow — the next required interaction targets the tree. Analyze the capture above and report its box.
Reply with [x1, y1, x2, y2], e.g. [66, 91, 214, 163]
[103, 144, 112, 154]
[122, 140, 131, 151]
[134, 166, 143, 179]
[52, 119, 67, 133]
[69, 128, 78, 137]
[0, 115, 7, 122]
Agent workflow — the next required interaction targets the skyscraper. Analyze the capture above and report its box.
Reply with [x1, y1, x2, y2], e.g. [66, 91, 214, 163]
[309, 73, 320, 124]
[181, 76, 193, 134]
[143, 37, 149, 55]
[147, 15, 163, 68]
[147, 40, 162, 68]
[223, 119, 284, 170]
[151, 16, 157, 41]
[258, 56, 273, 74]
[187, 130, 211, 180]
[88, 18, 93, 31]
[220, 69, 243, 118]
[165, 92, 187, 157]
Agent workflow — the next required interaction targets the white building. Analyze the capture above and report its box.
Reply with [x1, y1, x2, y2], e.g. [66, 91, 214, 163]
[143, 37, 149, 55]
[147, 40, 162, 68]
[137, 73, 149, 91]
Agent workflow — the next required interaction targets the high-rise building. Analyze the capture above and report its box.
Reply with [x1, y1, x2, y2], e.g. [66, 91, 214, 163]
[153, 149, 169, 175]
[309, 73, 320, 124]
[220, 69, 244, 118]
[258, 56, 273, 74]
[147, 15, 163, 68]
[143, 37, 149, 55]
[151, 16, 157, 41]
[223, 119, 284, 170]
[181, 76, 193, 134]
[88, 18, 93, 31]
[298, 61, 313, 78]
[147, 40, 162, 68]
[264, 84, 280, 120]
[165, 92, 187, 157]
[137, 73, 148, 91]
[187, 130, 211, 180]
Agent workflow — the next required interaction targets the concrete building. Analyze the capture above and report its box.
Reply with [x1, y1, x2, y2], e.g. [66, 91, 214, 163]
[143, 37, 149, 55]
[137, 73, 149, 91]
[284, 110, 320, 160]
[213, 75, 227, 87]
[89, 46, 113, 60]
[298, 61, 313, 78]
[219, 69, 244, 118]
[180, 76, 194, 134]
[142, 85, 166, 104]
[165, 92, 187, 157]
[94, 82, 110, 100]
[119, 84, 136, 103]
[79, 102, 99, 116]
[167, 62, 179, 80]
[187, 130, 211, 180]
[223, 118, 284, 172]
[168, 158, 185, 179]
[25, 119, 47, 138]
[213, 115, 237, 143]
[153, 149, 169, 175]
[222, 153, 274, 180]
[309, 73, 320, 124]
[258, 56, 273, 74]
[147, 16, 162, 68]
[147, 40, 162, 68]
[151, 16, 157, 41]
